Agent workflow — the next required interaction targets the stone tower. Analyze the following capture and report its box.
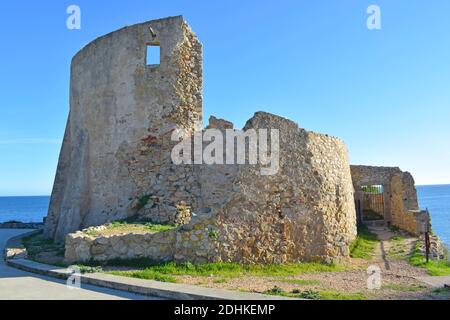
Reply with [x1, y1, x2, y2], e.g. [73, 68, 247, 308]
[46, 16, 358, 265]
[44, 16, 202, 241]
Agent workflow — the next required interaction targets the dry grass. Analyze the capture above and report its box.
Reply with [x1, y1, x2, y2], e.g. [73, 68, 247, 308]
[86, 220, 176, 237]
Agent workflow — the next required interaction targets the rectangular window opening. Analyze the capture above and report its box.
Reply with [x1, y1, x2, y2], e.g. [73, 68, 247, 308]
[146, 45, 160, 66]
[361, 185, 384, 194]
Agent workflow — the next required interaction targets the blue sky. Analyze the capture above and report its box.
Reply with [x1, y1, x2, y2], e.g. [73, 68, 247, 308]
[0, 0, 449, 196]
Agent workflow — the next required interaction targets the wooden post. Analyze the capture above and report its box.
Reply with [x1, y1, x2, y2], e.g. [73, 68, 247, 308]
[356, 199, 362, 226]
[425, 209, 431, 264]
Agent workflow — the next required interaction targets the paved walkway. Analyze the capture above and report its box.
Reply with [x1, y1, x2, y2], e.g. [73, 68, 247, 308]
[415, 276, 450, 289]
[0, 229, 161, 300]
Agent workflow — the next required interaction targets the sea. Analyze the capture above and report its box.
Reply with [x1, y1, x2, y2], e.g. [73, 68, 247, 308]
[0, 185, 449, 246]
[417, 185, 450, 247]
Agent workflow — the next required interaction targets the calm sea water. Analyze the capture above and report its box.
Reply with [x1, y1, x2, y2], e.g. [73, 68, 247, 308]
[0, 196, 49, 223]
[417, 185, 450, 247]
[0, 186, 449, 245]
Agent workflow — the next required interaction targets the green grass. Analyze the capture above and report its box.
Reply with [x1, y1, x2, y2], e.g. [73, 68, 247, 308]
[390, 236, 405, 242]
[110, 269, 177, 283]
[144, 222, 176, 233]
[387, 236, 408, 260]
[108, 219, 176, 233]
[212, 278, 228, 284]
[382, 283, 427, 292]
[22, 233, 65, 259]
[360, 186, 381, 194]
[318, 291, 366, 300]
[264, 287, 365, 300]
[389, 225, 401, 232]
[409, 242, 450, 276]
[86, 219, 177, 237]
[102, 261, 346, 283]
[350, 225, 379, 260]
[277, 278, 321, 286]
[74, 265, 103, 274]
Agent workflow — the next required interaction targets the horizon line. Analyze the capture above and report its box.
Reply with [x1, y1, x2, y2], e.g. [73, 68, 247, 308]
[1, 183, 450, 198]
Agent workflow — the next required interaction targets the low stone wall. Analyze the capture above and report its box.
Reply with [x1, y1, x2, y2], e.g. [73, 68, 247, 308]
[393, 210, 426, 236]
[65, 209, 219, 264]
[3, 230, 41, 261]
[65, 228, 176, 263]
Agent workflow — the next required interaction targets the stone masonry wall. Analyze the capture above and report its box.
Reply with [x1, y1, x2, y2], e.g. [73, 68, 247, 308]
[351, 165, 425, 235]
[65, 226, 176, 263]
[65, 113, 357, 264]
[45, 16, 202, 241]
[51, 17, 358, 264]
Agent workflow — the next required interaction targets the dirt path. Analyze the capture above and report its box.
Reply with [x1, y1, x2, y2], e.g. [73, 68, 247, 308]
[178, 225, 449, 300]
[368, 225, 427, 279]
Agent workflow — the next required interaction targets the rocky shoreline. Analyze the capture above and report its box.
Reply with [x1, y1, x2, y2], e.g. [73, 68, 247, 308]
[0, 221, 44, 229]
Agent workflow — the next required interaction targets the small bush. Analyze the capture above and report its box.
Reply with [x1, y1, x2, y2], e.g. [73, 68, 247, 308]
[266, 286, 284, 295]
[389, 225, 400, 232]
[75, 265, 103, 274]
[299, 290, 321, 300]
[137, 195, 151, 209]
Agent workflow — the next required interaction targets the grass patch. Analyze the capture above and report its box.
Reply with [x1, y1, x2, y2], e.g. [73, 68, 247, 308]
[390, 236, 405, 242]
[382, 283, 427, 292]
[102, 261, 346, 283]
[213, 278, 228, 284]
[278, 278, 321, 286]
[318, 291, 366, 300]
[409, 242, 450, 276]
[264, 287, 365, 300]
[74, 265, 103, 274]
[22, 233, 65, 259]
[350, 225, 379, 260]
[389, 225, 400, 233]
[109, 269, 177, 283]
[387, 236, 408, 260]
[86, 219, 177, 237]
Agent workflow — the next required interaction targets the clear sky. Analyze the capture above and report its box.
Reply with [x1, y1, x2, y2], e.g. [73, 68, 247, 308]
[0, 0, 449, 196]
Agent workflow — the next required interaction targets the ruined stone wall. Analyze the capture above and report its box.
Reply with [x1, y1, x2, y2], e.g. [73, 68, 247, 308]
[350, 165, 424, 234]
[65, 113, 358, 264]
[65, 227, 176, 263]
[172, 113, 357, 264]
[51, 17, 358, 264]
[45, 16, 202, 241]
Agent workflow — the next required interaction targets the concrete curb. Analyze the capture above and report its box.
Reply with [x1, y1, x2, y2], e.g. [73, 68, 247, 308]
[4, 231, 299, 300]
[6, 258, 298, 300]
